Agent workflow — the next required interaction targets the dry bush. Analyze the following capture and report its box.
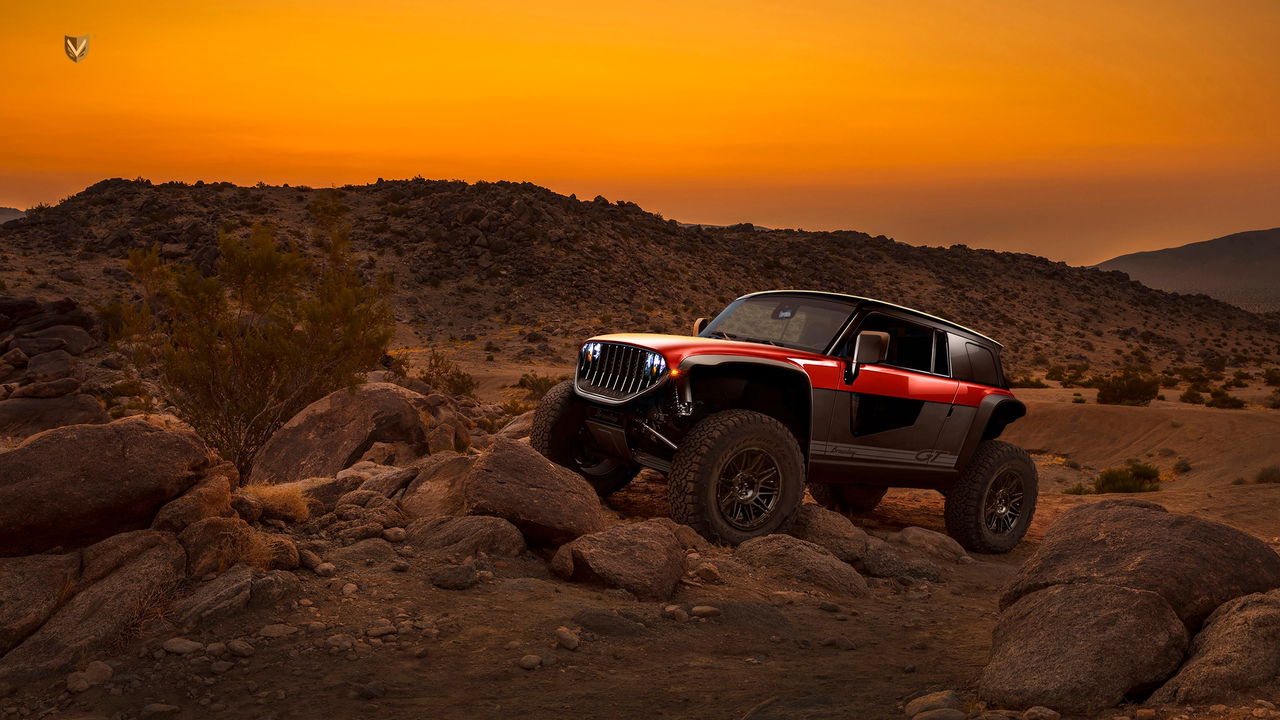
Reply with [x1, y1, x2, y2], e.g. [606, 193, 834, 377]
[417, 347, 478, 396]
[1257, 466, 1280, 484]
[241, 483, 310, 522]
[114, 579, 180, 649]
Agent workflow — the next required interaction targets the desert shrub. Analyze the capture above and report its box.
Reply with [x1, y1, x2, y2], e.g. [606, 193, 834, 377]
[1093, 462, 1161, 493]
[1256, 465, 1280, 484]
[118, 221, 393, 475]
[1203, 355, 1229, 373]
[1063, 483, 1094, 495]
[516, 372, 567, 401]
[1010, 376, 1049, 389]
[1173, 458, 1192, 474]
[417, 348, 478, 396]
[1205, 388, 1246, 409]
[1094, 371, 1159, 406]
[1063, 459, 1081, 470]
[1264, 368, 1280, 387]
[1178, 389, 1205, 405]
[1071, 396, 1086, 404]
[1265, 389, 1280, 410]
[241, 483, 310, 522]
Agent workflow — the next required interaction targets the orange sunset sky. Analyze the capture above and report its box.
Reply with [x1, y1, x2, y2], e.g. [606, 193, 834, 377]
[2, 0, 1278, 264]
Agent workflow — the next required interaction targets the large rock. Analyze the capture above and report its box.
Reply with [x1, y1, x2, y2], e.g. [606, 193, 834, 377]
[248, 383, 436, 485]
[786, 503, 869, 563]
[404, 516, 526, 558]
[24, 325, 96, 356]
[170, 564, 254, 626]
[859, 537, 944, 584]
[1150, 589, 1280, 704]
[0, 552, 81, 655]
[0, 394, 108, 438]
[400, 452, 475, 517]
[1002, 499, 1280, 630]
[980, 583, 1188, 714]
[735, 534, 869, 596]
[0, 531, 186, 692]
[151, 462, 237, 532]
[0, 417, 213, 556]
[550, 519, 685, 600]
[23, 350, 74, 382]
[459, 438, 611, 544]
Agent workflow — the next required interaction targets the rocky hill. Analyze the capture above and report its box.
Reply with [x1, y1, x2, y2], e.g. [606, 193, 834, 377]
[1098, 228, 1280, 313]
[0, 207, 23, 225]
[3, 178, 1278, 374]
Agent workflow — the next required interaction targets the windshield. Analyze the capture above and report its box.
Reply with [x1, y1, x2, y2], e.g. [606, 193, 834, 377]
[701, 295, 855, 354]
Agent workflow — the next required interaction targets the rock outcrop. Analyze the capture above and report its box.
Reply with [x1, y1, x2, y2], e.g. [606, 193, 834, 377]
[550, 519, 685, 600]
[1150, 589, 1280, 704]
[735, 534, 869, 597]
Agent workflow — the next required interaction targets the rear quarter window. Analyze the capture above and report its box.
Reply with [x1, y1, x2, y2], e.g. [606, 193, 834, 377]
[964, 342, 1002, 387]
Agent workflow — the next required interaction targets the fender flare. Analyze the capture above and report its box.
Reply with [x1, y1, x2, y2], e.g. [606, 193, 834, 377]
[677, 354, 814, 450]
[956, 395, 1026, 469]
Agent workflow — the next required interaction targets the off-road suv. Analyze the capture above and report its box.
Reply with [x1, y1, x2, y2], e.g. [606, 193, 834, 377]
[532, 290, 1035, 553]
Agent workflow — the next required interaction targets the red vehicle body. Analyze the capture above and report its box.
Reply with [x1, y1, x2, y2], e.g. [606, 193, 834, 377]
[533, 291, 1036, 552]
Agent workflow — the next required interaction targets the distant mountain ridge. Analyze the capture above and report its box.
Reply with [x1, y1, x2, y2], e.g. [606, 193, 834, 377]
[1098, 228, 1280, 312]
[0, 207, 24, 225]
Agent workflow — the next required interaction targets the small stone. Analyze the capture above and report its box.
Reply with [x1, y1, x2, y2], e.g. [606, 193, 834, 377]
[381, 527, 407, 542]
[693, 562, 723, 584]
[227, 640, 255, 657]
[554, 626, 579, 651]
[1209, 706, 1227, 713]
[818, 601, 841, 613]
[821, 636, 856, 651]
[367, 625, 397, 638]
[210, 661, 235, 674]
[517, 654, 541, 670]
[958, 555, 976, 565]
[1259, 701, 1278, 711]
[162, 638, 204, 655]
[914, 711, 966, 720]
[671, 608, 689, 623]
[690, 605, 721, 618]
[905, 690, 962, 717]
[140, 704, 181, 718]
[258, 624, 298, 638]
[341, 582, 358, 596]
[1133, 710, 1157, 720]
[391, 560, 410, 572]
[1023, 708, 1062, 720]
[205, 642, 227, 656]
[315, 563, 337, 577]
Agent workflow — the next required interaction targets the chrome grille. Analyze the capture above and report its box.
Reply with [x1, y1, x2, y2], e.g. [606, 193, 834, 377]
[575, 341, 668, 402]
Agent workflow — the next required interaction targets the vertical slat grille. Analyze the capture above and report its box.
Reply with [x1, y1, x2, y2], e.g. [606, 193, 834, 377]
[576, 341, 668, 401]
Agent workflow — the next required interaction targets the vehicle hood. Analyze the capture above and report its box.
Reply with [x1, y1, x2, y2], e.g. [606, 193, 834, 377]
[586, 333, 832, 368]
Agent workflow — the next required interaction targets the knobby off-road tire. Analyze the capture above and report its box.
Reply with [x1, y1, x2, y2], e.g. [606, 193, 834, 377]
[944, 440, 1037, 554]
[808, 483, 889, 513]
[530, 380, 640, 496]
[668, 409, 806, 545]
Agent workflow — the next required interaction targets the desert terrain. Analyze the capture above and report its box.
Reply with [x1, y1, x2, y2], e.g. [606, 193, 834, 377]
[1, 179, 1279, 720]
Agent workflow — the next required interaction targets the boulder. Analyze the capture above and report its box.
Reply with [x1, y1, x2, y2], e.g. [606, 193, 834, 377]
[355, 466, 418, 497]
[25, 326, 96, 356]
[400, 452, 474, 517]
[9, 338, 66, 357]
[496, 412, 533, 439]
[891, 526, 967, 561]
[786, 503, 869, 563]
[171, 564, 254, 626]
[7, 377, 80, 399]
[1150, 589, 1280, 704]
[404, 516, 526, 558]
[550, 519, 685, 600]
[327, 538, 398, 569]
[0, 394, 108, 437]
[0, 417, 212, 556]
[857, 537, 944, 584]
[0, 552, 81, 655]
[151, 463, 237, 532]
[23, 350, 74, 382]
[979, 583, 1188, 715]
[735, 534, 869, 596]
[248, 383, 436, 485]
[0, 531, 185, 692]
[1002, 500, 1280, 630]
[179, 517, 265, 576]
[282, 476, 364, 515]
[459, 438, 611, 544]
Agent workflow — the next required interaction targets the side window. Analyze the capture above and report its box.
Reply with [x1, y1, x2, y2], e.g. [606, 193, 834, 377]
[964, 342, 1002, 387]
[856, 314, 936, 374]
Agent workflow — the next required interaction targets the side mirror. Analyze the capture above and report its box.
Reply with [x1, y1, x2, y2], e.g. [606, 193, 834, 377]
[852, 331, 890, 365]
[693, 317, 710, 335]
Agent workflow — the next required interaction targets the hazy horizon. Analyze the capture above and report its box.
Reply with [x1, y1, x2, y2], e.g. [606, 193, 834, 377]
[3, 1, 1279, 266]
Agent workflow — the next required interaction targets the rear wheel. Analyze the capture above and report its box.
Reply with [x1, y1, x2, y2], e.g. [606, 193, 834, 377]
[530, 380, 640, 495]
[943, 440, 1037, 554]
[808, 483, 888, 513]
[667, 410, 806, 545]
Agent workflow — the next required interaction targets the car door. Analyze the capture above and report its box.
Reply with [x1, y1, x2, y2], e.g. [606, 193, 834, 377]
[809, 313, 961, 484]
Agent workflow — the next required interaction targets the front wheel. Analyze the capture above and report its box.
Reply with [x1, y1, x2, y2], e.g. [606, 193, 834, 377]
[530, 380, 640, 495]
[667, 410, 806, 545]
[943, 440, 1037, 554]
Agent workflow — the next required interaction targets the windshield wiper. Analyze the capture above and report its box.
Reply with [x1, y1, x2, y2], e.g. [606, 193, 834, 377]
[708, 330, 781, 347]
[739, 336, 783, 347]
[706, 330, 737, 340]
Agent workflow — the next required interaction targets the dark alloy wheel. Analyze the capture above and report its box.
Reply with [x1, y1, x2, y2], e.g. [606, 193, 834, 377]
[808, 483, 888, 514]
[668, 409, 805, 544]
[944, 440, 1037, 554]
[530, 380, 640, 495]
